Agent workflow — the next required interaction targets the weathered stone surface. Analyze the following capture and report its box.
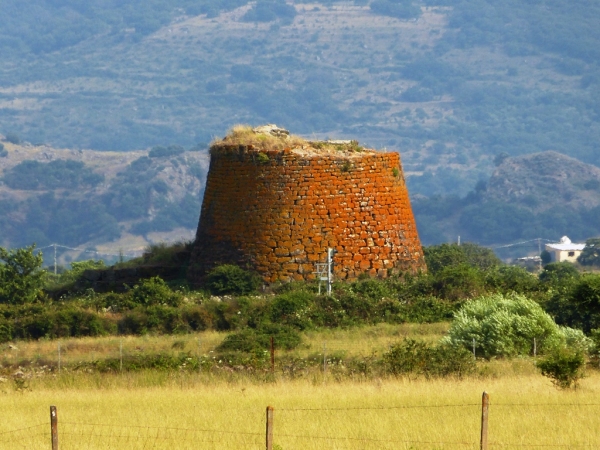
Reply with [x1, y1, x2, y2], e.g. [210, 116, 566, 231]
[188, 144, 426, 284]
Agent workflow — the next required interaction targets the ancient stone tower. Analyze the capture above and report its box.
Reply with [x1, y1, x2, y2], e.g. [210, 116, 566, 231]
[188, 125, 425, 284]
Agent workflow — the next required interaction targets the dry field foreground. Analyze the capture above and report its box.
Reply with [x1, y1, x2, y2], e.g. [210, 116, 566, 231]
[1, 372, 600, 450]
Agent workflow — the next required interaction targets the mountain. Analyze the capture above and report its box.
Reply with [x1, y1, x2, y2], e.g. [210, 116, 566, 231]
[0, 0, 599, 199]
[0, 138, 208, 265]
[413, 151, 600, 255]
[485, 151, 600, 212]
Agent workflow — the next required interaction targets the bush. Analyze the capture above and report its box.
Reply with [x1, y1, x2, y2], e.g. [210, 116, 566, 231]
[445, 293, 589, 358]
[205, 264, 262, 296]
[131, 277, 182, 307]
[383, 339, 475, 378]
[269, 291, 314, 330]
[537, 347, 585, 389]
[148, 145, 185, 158]
[424, 243, 500, 275]
[217, 323, 301, 352]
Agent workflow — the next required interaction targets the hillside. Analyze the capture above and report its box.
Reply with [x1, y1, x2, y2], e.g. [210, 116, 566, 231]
[485, 152, 600, 212]
[413, 151, 600, 254]
[0, 0, 599, 199]
[0, 138, 208, 264]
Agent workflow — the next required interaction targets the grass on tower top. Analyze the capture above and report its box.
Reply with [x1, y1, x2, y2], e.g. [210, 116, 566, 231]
[210, 124, 369, 154]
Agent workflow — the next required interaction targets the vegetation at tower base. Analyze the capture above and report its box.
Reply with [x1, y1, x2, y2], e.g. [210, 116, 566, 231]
[3, 241, 600, 384]
[188, 125, 426, 284]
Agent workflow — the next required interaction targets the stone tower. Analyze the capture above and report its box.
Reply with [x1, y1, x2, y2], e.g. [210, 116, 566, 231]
[188, 125, 425, 284]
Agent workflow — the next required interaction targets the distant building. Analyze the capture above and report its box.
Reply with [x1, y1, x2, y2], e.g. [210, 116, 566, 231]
[545, 236, 585, 263]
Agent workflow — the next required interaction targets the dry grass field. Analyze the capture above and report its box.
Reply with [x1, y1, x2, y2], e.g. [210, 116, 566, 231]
[2, 372, 600, 449]
[1, 324, 600, 449]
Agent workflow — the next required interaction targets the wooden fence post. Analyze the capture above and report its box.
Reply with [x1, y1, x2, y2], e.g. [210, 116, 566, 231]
[270, 337, 275, 375]
[50, 405, 59, 450]
[480, 391, 489, 450]
[266, 406, 274, 450]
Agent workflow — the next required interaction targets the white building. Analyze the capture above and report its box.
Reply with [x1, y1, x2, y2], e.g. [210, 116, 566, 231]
[545, 236, 585, 263]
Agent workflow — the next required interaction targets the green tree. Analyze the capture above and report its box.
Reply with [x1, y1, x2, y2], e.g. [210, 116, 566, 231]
[445, 293, 589, 358]
[577, 238, 600, 266]
[539, 262, 580, 284]
[424, 243, 500, 275]
[0, 245, 45, 304]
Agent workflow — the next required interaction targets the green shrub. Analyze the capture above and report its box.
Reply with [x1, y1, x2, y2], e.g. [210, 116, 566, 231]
[539, 262, 580, 284]
[433, 263, 486, 301]
[485, 266, 540, 294]
[269, 291, 313, 330]
[217, 323, 301, 352]
[118, 305, 189, 335]
[424, 243, 500, 275]
[205, 264, 261, 296]
[537, 347, 585, 389]
[131, 276, 182, 307]
[400, 297, 456, 323]
[445, 293, 589, 358]
[383, 339, 475, 379]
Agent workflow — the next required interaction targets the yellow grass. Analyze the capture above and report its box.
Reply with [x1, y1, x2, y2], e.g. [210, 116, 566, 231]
[2, 373, 600, 449]
[0, 323, 449, 367]
[1, 324, 600, 449]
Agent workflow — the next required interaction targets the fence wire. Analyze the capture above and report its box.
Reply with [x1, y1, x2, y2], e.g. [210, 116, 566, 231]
[4, 399, 600, 449]
[0, 424, 47, 449]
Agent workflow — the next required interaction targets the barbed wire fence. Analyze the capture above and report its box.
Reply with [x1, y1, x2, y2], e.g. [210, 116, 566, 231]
[3, 395, 600, 449]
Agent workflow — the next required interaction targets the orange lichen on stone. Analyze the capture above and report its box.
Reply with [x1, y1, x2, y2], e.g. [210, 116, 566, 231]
[188, 127, 426, 284]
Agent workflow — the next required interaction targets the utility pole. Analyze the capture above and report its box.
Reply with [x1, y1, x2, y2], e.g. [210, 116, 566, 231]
[54, 244, 57, 276]
[538, 238, 542, 271]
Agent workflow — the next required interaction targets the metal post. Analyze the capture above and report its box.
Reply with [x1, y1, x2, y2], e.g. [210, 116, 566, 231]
[480, 392, 489, 450]
[50, 405, 58, 450]
[265, 406, 274, 450]
[270, 337, 275, 375]
[327, 248, 333, 296]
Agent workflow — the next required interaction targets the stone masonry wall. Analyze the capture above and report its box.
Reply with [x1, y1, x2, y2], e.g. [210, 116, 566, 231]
[188, 145, 425, 283]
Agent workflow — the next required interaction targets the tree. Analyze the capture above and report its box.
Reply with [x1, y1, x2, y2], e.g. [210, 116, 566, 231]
[0, 245, 45, 304]
[577, 238, 600, 266]
[424, 243, 500, 275]
[445, 293, 589, 358]
[539, 262, 580, 284]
